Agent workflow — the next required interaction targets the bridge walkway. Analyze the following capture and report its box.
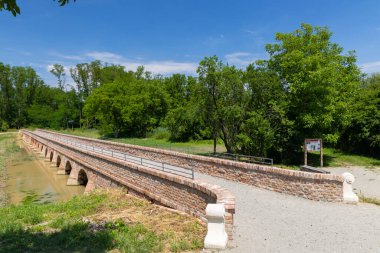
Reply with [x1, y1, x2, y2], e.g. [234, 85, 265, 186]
[34, 131, 380, 252]
[196, 173, 380, 253]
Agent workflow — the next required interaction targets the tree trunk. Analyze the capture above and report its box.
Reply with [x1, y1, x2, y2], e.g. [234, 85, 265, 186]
[213, 135, 217, 154]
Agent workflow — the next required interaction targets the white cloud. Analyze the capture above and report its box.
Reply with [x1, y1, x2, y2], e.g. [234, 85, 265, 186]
[203, 34, 225, 47]
[225, 52, 258, 66]
[245, 29, 260, 35]
[48, 52, 85, 61]
[86, 51, 122, 61]
[86, 51, 197, 75]
[360, 61, 380, 73]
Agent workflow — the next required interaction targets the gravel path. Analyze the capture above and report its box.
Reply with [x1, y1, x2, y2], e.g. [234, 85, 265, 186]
[326, 166, 380, 199]
[197, 172, 380, 253]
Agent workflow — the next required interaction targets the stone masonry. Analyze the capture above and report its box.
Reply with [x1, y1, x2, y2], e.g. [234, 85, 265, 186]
[21, 130, 235, 240]
[36, 129, 345, 202]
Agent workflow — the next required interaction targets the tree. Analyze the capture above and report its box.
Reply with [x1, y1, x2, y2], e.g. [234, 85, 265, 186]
[70, 61, 102, 128]
[340, 73, 380, 157]
[197, 56, 247, 153]
[238, 62, 293, 160]
[0, 0, 75, 16]
[50, 64, 66, 91]
[265, 23, 361, 151]
[84, 69, 168, 137]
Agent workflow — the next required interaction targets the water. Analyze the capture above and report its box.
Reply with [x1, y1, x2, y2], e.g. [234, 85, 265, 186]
[5, 140, 84, 204]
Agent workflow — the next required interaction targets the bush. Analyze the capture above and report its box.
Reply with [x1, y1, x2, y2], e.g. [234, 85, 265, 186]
[148, 127, 170, 140]
[0, 121, 9, 132]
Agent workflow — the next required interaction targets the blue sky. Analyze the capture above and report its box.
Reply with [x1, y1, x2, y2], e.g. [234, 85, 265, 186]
[1, 0, 380, 86]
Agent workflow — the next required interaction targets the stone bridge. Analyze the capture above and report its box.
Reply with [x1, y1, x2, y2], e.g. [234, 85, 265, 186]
[21, 129, 236, 241]
[20, 129, 358, 249]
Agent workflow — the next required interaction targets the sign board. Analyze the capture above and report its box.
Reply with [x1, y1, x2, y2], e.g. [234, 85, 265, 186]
[305, 139, 321, 152]
[304, 139, 323, 167]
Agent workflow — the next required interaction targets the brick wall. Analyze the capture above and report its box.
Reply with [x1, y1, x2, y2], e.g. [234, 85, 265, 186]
[37, 129, 344, 202]
[21, 130, 235, 239]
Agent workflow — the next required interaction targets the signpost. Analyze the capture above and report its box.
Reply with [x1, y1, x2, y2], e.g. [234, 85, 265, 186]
[304, 139, 323, 167]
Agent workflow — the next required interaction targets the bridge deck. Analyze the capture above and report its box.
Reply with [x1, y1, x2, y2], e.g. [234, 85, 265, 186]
[27, 130, 380, 252]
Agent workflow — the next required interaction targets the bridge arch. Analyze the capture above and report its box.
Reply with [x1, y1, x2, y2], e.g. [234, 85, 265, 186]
[40, 145, 43, 152]
[50, 151, 54, 162]
[45, 148, 48, 157]
[77, 169, 88, 186]
[56, 155, 61, 167]
[65, 161, 72, 175]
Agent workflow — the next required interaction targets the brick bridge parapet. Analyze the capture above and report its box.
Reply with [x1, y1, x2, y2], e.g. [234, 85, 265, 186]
[35, 129, 345, 202]
[20, 130, 235, 240]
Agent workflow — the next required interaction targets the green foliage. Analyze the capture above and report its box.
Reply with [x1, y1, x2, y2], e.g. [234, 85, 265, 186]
[84, 70, 167, 137]
[148, 127, 171, 140]
[0, 0, 75, 16]
[266, 24, 361, 147]
[0, 120, 8, 131]
[197, 56, 247, 153]
[238, 112, 275, 157]
[339, 73, 380, 156]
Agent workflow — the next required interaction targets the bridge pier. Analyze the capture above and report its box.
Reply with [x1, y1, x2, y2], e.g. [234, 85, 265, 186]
[51, 151, 58, 167]
[57, 156, 67, 175]
[67, 164, 80, 186]
[84, 180, 95, 193]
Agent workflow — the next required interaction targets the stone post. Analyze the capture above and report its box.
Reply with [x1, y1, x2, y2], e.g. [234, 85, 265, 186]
[342, 172, 359, 204]
[204, 204, 228, 249]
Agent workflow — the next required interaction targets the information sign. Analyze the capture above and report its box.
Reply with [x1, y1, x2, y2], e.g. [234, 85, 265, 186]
[304, 139, 323, 167]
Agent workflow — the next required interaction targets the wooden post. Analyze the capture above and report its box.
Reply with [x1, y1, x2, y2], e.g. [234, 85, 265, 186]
[320, 139, 323, 167]
[304, 140, 307, 165]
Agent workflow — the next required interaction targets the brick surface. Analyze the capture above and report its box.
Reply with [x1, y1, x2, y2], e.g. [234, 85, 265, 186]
[21, 130, 236, 240]
[36, 129, 344, 202]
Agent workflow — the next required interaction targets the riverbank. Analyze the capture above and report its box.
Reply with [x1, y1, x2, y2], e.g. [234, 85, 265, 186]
[0, 133, 19, 207]
[0, 189, 205, 253]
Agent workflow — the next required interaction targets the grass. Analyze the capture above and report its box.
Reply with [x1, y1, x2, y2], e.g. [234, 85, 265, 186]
[358, 194, 380, 206]
[51, 128, 101, 139]
[0, 189, 205, 253]
[307, 147, 380, 168]
[53, 128, 226, 155]
[0, 134, 21, 206]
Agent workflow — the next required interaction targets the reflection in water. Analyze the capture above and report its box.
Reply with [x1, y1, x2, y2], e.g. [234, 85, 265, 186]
[6, 141, 84, 204]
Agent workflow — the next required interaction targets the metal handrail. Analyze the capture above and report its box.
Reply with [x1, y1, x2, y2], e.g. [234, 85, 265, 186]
[39, 132, 194, 179]
[209, 152, 273, 165]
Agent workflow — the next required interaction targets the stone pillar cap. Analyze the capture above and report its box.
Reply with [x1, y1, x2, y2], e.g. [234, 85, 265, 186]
[206, 203, 225, 217]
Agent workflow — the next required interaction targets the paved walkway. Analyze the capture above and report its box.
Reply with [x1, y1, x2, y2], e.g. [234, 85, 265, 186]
[197, 172, 380, 253]
[327, 166, 380, 199]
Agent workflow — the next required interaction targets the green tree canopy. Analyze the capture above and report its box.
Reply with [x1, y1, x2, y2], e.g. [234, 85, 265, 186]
[0, 0, 75, 16]
[265, 23, 361, 146]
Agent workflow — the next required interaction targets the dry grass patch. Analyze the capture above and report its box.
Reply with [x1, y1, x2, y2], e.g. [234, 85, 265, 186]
[89, 189, 206, 252]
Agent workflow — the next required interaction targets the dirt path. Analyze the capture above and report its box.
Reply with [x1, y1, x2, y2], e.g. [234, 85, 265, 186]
[326, 166, 380, 198]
